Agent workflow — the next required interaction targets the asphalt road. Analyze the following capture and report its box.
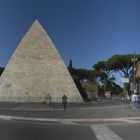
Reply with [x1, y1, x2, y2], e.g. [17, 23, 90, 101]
[0, 99, 135, 118]
[0, 102, 139, 119]
[0, 120, 96, 140]
[0, 119, 140, 140]
[0, 99, 139, 140]
[109, 123, 140, 140]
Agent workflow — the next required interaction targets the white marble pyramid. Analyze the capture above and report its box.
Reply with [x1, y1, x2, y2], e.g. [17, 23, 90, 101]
[0, 20, 83, 103]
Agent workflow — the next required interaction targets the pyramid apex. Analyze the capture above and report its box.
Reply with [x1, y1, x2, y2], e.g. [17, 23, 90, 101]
[32, 19, 42, 26]
[29, 19, 46, 34]
[34, 19, 40, 23]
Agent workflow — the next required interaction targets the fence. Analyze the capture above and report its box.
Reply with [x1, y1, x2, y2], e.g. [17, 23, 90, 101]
[0, 96, 82, 103]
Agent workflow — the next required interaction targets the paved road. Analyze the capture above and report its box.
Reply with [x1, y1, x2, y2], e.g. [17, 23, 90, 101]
[108, 123, 140, 140]
[0, 99, 138, 119]
[0, 119, 140, 140]
[0, 99, 139, 139]
[0, 120, 96, 140]
[0, 102, 139, 119]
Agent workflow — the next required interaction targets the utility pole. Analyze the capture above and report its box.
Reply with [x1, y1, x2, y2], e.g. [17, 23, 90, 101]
[131, 51, 137, 92]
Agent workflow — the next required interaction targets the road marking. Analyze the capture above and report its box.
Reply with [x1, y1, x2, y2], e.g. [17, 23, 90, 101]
[90, 124, 123, 140]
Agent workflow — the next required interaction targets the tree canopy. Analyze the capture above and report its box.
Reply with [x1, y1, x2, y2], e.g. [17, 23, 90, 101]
[93, 61, 115, 91]
[67, 54, 140, 95]
[108, 54, 140, 78]
[0, 67, 4, 76]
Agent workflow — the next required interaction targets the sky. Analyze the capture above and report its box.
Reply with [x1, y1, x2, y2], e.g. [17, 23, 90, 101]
[0, 0, 140, 84]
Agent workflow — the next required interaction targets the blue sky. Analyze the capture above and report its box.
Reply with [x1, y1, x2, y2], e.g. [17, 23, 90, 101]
[0, 0, 140, 85]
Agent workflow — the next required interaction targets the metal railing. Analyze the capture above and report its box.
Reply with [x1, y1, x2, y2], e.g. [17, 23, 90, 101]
[0, 96, 82, 103]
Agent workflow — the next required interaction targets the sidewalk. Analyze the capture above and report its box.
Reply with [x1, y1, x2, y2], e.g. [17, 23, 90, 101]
[0, 100, 139, 124]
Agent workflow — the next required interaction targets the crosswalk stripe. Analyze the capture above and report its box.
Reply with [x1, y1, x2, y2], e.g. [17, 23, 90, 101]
[90, 124, 123, 140]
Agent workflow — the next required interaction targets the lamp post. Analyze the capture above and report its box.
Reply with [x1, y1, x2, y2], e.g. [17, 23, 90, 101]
[131, 51, 137, 92]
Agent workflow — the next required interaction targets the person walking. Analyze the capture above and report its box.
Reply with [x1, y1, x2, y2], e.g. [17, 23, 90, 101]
[131, 92, 137, 110]
[62, 94, 67, 111]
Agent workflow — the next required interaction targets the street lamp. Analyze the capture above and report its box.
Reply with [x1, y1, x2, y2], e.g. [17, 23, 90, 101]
[131, 51, 137, 92]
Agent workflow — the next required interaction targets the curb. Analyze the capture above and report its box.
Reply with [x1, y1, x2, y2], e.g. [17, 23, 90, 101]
[0, 115, 59, 122]
[0, 115, 140, 124]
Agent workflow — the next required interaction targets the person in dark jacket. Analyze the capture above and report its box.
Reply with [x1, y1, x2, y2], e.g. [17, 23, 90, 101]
[62, 94, 67, 111]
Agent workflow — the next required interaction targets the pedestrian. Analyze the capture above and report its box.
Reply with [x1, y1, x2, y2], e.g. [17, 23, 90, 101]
[62, 94, 67, 111]
[131, 92, 137, 110]
[48, 94, 51, 106]
[123, 90, 128, 106]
